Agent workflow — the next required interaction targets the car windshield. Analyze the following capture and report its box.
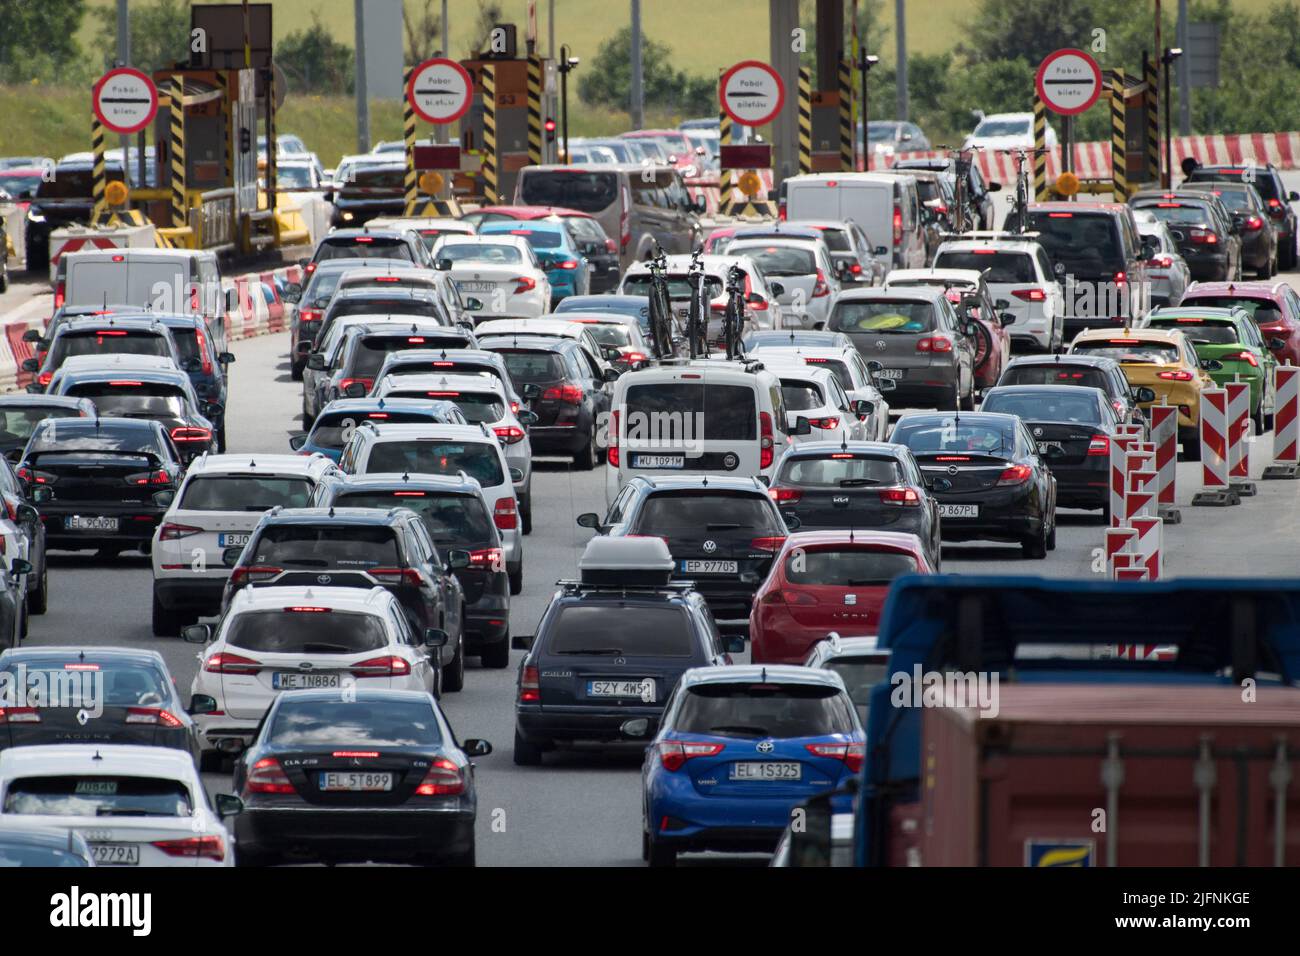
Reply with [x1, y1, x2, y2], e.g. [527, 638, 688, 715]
[729, 245, 817, 276]
[268, 699, 442, 747]
[547, 604, 694, 656]
[635, 492, 784, 534]
[973, 118, 1029, 137]
[935, 251, 1036, 283]
[334, 491, 494, 547]
[785, 548, 918, 585]
[439, 243, 522, 264]
[180, 475, 313, 510]
[621, 273, 725, 300]
[830, 300, 936, 333]
[317, 239, 413, 263]
[277, 166, 314, 189]
[893, 418, 1015, 456]
[64, 383, 187, 418]
[3, 776, 192, 817]
[0, 661, 169, 707]
[495, 349, 567, 383]
[248, 525, 400, 569]
[340, 167, 404, 190]
[780, 381, 824, 411]
[0, 172, 44, 200]
[981, 392, 1103, 423]
[779, 455, 903, 487]
[674, 682, 857, 738]
[0, 407, 81, 443]
[868, 124, 898, 142]
[520, 171, 619, 213]
[225, 609, 389, 653]
[1072, 340, 1181, 364]
[1148, 320, 1241, 345]
[364, 441, 504, 487]
[624, 383, 756, 441]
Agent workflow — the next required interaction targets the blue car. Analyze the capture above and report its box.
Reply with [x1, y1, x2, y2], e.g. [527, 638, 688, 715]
[288, 396, 467, 461]
[479, 220, 591, 303]
[554, 294, 651, 336]
[638, 665, 863, 867]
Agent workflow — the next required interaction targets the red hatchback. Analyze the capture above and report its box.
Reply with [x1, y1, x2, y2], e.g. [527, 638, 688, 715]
[1179, 280, 1300, 368]
[749, 530, 935, 665]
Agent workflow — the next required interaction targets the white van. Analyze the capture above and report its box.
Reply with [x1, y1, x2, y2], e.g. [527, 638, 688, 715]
[604, 359, 805, 506]
[783, 172, 927, 272]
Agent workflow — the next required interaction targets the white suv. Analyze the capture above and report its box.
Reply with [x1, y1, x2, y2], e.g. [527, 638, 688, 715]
[339, 422, 525, 594]
[762, 361, 872, 443]
[150, 453, 342, 635]
[932, 235, 1064, 352]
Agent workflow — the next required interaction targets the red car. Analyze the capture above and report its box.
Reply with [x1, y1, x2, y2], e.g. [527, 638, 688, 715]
[749, 530, 935, 665]
[1179, 280, 1300, 368]
[703, 226, 737, 254]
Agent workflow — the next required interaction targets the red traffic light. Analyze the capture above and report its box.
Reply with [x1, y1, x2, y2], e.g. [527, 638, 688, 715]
[544, 118, 557, 132]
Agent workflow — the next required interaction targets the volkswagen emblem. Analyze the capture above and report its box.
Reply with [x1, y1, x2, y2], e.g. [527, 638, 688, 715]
[702, 540, 718, 554]
[317, 574, 332, 584]
[1033, 426, 1044, 438]
[722, 453, 738, 469]
[947, 465, 959, 476]
[875, 340, 888, 352]
[756, 740, 775, 753]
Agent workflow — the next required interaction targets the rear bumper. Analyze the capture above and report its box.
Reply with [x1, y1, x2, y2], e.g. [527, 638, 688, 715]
[517, 705, 661, 745]
[1049, 463, 1110, 508]
[153, 576, 229, 614]
[43, 507, 166, 549]
[529, 422, 590, 453]
[464, 591, 509, 646]
[935, 488, 1045, 543]
[674, 577, 758, 620]
[882, 380, 957, 408]
[1185, 252, 1231, 281]
[236, 804, 475, 861]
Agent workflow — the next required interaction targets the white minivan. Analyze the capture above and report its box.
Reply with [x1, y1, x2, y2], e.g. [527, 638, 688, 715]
[783, 172, 927, 272]
[604, 359, 807, 506]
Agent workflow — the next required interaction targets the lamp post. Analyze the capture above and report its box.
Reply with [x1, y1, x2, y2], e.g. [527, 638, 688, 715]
[1161, 47, 1183, 188]
[558, 46, 580, 163]
[859, 53, 879, 170]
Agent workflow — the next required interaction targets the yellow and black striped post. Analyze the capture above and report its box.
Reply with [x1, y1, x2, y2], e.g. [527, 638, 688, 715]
[403, 66, 419, 214]
[1033, 93, 1049, 200]
[718, 69, 734, 217]
[838, 58, 853, 171]
[1110, 68, 1127, 202]
[482, 64, 499, 205]
[215, 71, 233, 187]
[169, 74, 187, 228]
[526, 55, 544, 166]
[1145, 55, 1160, 187]
[267, 68, 278, 227]
[797, 67, 812, 175]
[91, 117, 108, 223]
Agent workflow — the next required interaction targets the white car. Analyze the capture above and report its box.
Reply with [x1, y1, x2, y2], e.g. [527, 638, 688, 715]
[619, 254, 794, 340]
[0, 745, 239, 867]
[430, 235, 551, 320]
[367, 217, 476, 257]
[962, 112, 1057, 152]
[150, 453, 342, 636]
[0, 518, 31, 649]
[763, 362, 872, 443]
[186, 585, 446, 757]
[744, 344, 893, 441]
[725, 237, 842, 330]
[1133, 212, 1192, 308]
[932, 236, 1064, 352]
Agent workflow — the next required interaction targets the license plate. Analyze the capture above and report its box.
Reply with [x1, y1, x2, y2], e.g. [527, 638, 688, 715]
[272, 672, 340, 690]
[89, 843, 139, 866]
[587, 679, 654, 701]
[631, 454, 684, 469]
[730, 761, 802, 781]
[457, 281, 494, 293]
[1036, 441, 1063, 454]
[218, 532, 250, 547]
[876, 368, 904, 379]
[939, 504, 979, 518]
[319, 771, 393, 792]
[682, 560, 738, 574]
[67, 515, 119, 532]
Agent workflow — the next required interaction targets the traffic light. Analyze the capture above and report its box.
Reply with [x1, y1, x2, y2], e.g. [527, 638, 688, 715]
[544, 117, 557, 143]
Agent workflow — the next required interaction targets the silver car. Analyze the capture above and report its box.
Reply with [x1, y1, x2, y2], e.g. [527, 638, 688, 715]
[1133, 212, 1192, 307]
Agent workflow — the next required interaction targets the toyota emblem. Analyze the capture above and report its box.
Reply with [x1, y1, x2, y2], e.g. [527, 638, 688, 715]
[317, 574, 332, 584]
[756, 740, 775, 753]
[702, 540, 718, 553]
[875, 340, 888, 351]
[1033, 426, 1044, 438]
[947, 465, 959, 475]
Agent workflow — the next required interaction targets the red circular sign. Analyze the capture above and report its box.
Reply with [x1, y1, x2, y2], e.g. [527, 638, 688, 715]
[1035, 48, 1103, 116]
[718, 60, 785, 128]
[407, 58, 474, 125]
[92, 68, 159, 136]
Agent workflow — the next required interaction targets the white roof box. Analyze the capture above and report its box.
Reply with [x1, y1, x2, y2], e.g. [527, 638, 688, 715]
[578, 536, 674, 587]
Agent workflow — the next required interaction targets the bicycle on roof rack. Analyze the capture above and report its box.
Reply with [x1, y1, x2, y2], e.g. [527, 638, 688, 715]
[645, 243, 676, 362]
[1002, 145, 1050, 235]
[685, 249, 708, 359]
[722, 264, 747, 361]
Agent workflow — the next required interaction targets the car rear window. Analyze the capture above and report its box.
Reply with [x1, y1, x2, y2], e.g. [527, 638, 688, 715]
[303, 270, 348, 306]
[439, 242, 522, 264]
[50, 330, 170, 366]
[674, 682, 856, 738]
[248, 524, 400, 568]
[364, 440, 504, 487]
[635, 491, 784, 534]
[934, 250, 1035, 283]
[350, 337, 441, 377]
[779, 455, 903, 487]
[780, 381, 824, 411]
[1186, 188, 1252, 211]
[571, 323, 631, 347]
[225, 608, 389, 653]
[0, 406, 82, 443]
[824, 657, 889, 707]
[0, 661, 168, 706]
[1133, 201, 1214, 226]
[785, 548, 918, 585]
[1182, 296, 1285, 325]
[64, 382, 187, 418]
[1147, 319, 1240, 345]
[1000, 364, 1110, 390]
[317, 239, 413, 263]
[180, 475, 314, 511]
[892, 418, 1016, 455]
[800, 358, 851, 389]
[166, 326, 203, 366]
[309, 411, 445, 450]
[1071, 340, 1181, 364]
[334, 490, 494, 547]
[386, 389, 502, 424]
[26, 425, 160, 456]
[813, 227, 852, 252]
[331, 297, 442, 320]
[1025, 211, 1122, 271]
[495, 349, 568, 383]
[547, 604, 694, 656]
[621, 273, 725, 300]
[3, 776, 191, 817]
[1187, 168, 1280, 202]
[520, 171, 619, 213]
[730, 245, 817, 276]
[830, 300, 936, 333]
[980, 391, 1103, 423]
[624, 382, 756, 441]
[268, 699, 442, 747]
[490, 227, 562, 250]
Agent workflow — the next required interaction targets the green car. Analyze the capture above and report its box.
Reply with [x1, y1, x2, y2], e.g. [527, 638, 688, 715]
[1146, 305, 1277, 429]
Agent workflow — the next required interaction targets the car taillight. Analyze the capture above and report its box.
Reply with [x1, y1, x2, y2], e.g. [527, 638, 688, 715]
[228, 565, 281, 586]
[1087, 436, 1110, 456]
[1190, 228, 1218, 245]
[0, 707, 40, 724]
[414, 757, 465, 795]
[494, 425, 526, 444]
[152, 835, 226, 860]
[608, 408, 619, 467]
[170, 427, 212, 443]
[849, 262, 862, 274]
[17, 467, 56, 485]
[245, 756, 295, 794]
[304, 261, 317, 275]
[1227, 350, 1260, 367]
[812, 269, 830, 298]
[879, 486, 920, 506]
[338, 377, 373, 394]
[759, 411, 774, 469]
[749, 536, 786, 552]
[656, 740, 725, 771]
[806, 416, 839, 429]
[1267, 198, 1285, 217]
[512, 276, 536, 294]
[1114, 271, 1127, 286]
[36, 372, 51, 388]
[542, 382, 584, 404]
[350, 655, 411, 677]
[997, 464, 1033, 485]
[520, 664, 540, 703]
[54, 285, 65, 309]
[194, 325, 213, 375]
[1011, 288, 1046, 302]
[893, 206, 902, 245]
[1151, 254, 1174, 268]
[761, 588, 817, 606]
[1244, 216, 1264, 230]
[126, 469, 172, 486]
[768, 486, 802, 503]
[806, 742, 864, 773]
[494, 496, 518, 530]
[605, 238, 617, 254]
[299, 308, 322, 324]
[468, 547, 503, 568]
[125, 707, 184, 728]
[204, 652, 261, 675]
[555, 260, 579, 270]
[1157, 369, 1195, 381]
[158, 522, 202, 540]
[917, 336, 952, 352]
[623, 351, 647, 365]
[368, 567, 424, 586]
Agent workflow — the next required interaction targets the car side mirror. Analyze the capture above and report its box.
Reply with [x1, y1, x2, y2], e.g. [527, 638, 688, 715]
[188, 693, 218, 714]
[746, 292, 766, 305]
[15, 503, 38, 525]
[464, 297, 484, 311]
[306, 353, 326, 371]
[576, 512, 604, 532]
[725, 636, 746, 654]
[994, 298, 1010, 310]
[603, 367, 620, 383]
[922, 476, 935, 490]
[423, 627, 449, 648]
[620, 718, 650, 738]
[219, 352, 236, 364]
[518, 409, 539, 425]
[201, 401, 224, 419]
[214, 793, 244, 818]
[20, 358, 39, 373]
[511, 634, 534, 650]
[987, 181, 1002, 193]
[784, 513, 801, 530]
[153, 489, 175, 507]
[866, 360, 883, 374]
[770, 282, 786, 297]
[8, 558, 32, 576]
[1134, 386, 1157, 403]
[30, 485, 53, 504]
[522, 383, 542, 400]
[1201, 358, 1224, 371]
[446, 549, 471, 570]
[1270, 338, 1286, 351]
[792, 416, 812, 436]
[343, 382, 368, 398]
[962, 322, 978, 337]
[222, 547, 243, 568]
[182, 624, 213, 644]
[436, 258, 453, 271]
[288, 433, 307, 451]
[283, 281, 302, 299]
[21, 329, 41, 344]
[851, 399, 873, 417]
[463, 738, 493, 757]
[874, 245, 889, 256]
[999, 312, 1016, 326]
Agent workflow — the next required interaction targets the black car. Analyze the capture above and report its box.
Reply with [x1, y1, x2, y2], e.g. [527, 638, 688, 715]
[766, 440, 942, 569]
[314, 473, 511, 669]
[997, 354, 1152, 430]
[979, 385, 1121, 518]
[24, 304, 140, 367]
[481, 334, 616, 469]
[307, 229, 430, 271]
[581, 475, 792, 621]
[18, 417, 183, 555]
[512, 536, 734, 765]
[561, 215, 621, 293]
[233, 689, 489, 867]
[24, 160, 125, 270]
[153, 313, 236, 448]
[219, 507, 469, 691]
[0, 647, 201, 765]
[1185, 163, 1300, 270]
[0, 395, 95, 462]
[289, 397, 467, 460]
[889, 411, 1057, 558]
[1130, 193, 1241, 283]
[310, 286, 453, 354]
[24, 316, 183, 392]
[329, 164, 408, 228]
[1179, 182, 1277, 278]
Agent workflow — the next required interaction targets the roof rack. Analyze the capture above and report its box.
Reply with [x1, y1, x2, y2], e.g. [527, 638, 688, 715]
[558, 578, 698, 597]
[940, 230, 1041, 241]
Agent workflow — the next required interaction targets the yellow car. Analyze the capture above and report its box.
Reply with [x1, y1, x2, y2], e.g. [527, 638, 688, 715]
[1068, 326, 1216, 460]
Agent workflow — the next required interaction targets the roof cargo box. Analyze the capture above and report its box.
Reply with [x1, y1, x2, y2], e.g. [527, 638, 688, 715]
[578, 536, 674, 587]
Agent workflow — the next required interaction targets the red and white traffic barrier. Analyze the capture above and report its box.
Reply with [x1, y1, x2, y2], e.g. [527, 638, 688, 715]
[1108, 431, 1147, 526]
[1199, 387, 1231, 490]
[1125, 468, 1158, 523]
[1150, 403, 1179, 514]
[1267, 365, 1300, 476]
[1226, 380, 1252, 482]
[1111, 553, 1150, 581]
[1104, 526, 1138, 579]
[1128, 515, 1164, 581]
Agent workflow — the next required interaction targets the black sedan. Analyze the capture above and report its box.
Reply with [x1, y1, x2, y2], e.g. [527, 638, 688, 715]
[979, 385, 1121, 519]
[232, 689, 489, 867]
[889, 411, 1057, 558]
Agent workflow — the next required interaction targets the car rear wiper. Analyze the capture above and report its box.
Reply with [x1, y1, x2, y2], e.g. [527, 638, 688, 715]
[560, 648, 623, 656]
[839, 478, 878, 487]
[301, 643, 352, 654]
[95, 808, 153, 816]
[705, 523, 742, 531]
[847, 578, 888, 586]
[708, 724, 769, 737]
[280, 558, 329, 567]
